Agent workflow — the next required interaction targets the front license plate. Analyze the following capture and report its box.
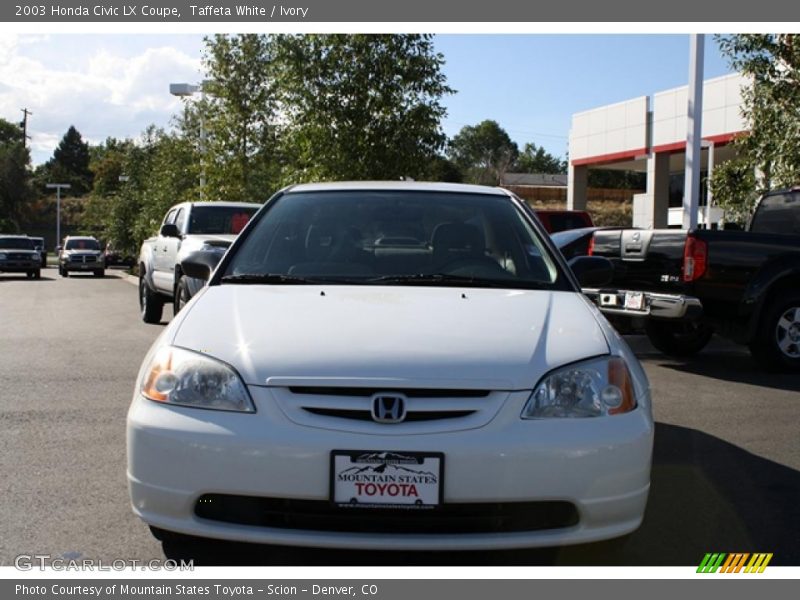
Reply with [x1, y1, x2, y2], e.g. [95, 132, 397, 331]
[624, 291, 645, 311]
[331, 450, 443, 509]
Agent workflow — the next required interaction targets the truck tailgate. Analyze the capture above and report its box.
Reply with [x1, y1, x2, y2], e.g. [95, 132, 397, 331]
[592, 229, 688, 294]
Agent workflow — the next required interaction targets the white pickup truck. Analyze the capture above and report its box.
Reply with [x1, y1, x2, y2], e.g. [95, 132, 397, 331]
[138, 201, 260, 323]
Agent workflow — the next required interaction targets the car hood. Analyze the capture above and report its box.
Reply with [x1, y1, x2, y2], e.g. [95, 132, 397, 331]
[1, 248, 38, 254]
[171, 286, 609, 390]
[183, 234, 236, 248]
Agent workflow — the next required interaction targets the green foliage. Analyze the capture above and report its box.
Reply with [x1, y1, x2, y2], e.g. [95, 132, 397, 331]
[514, 142, 566, 174]
[449, 120, 518, 185]
[0, 117, 33, 232]
[710, 34, 800, 222]
[201, 34, 279, 202]
[708, 157, 757, 225]
[273, 34, 453, 183]
[48, 34, 457, 254]
[39, 126, 94, 195]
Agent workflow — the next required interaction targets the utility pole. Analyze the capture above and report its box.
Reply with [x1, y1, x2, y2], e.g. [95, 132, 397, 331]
[46, 183, 71, 251]
[20, 108, 32, 148]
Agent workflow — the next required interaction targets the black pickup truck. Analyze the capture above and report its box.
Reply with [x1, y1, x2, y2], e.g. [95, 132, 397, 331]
[581, 187, 800, 372]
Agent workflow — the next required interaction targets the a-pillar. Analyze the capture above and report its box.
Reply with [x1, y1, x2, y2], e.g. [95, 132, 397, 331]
[567, 163, 588, 211]
[647, 152, 670, 229]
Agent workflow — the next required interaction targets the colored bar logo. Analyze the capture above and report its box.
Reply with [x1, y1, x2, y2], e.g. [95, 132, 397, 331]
[697, 553, 773, 573]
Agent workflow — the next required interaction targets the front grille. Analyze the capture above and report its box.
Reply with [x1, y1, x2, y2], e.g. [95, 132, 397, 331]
[303, 407, 475, 422]
[289, 387, 490, 398]
[5, 253, 35, 261]
[194, 494, 579, 534]
[69, 255, 97, 263]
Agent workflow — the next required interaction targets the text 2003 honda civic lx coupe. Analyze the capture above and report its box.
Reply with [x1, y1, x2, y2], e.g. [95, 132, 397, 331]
[127, 181, 653, 551]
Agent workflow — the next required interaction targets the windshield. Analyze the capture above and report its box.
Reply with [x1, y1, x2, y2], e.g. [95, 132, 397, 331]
[750, 192, 800, 235]
[223, 190, 563, 289]
[188, 206, 259, 235]
[65, 239, 100, 250]
[0, 238, 35, 250]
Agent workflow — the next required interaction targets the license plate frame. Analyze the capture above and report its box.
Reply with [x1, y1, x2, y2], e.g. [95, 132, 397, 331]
[330, 450, 444, 509]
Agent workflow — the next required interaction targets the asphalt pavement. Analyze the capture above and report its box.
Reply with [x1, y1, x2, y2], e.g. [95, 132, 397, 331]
[1, 269, 798, 566]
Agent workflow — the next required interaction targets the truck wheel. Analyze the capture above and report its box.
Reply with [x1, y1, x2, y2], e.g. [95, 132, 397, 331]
[173, 276, 191, 315]
[645, 320, 713, 357]
[749, 294, 800, 372]
[139, 272, 164, 324]
[94, 269, 105, 277]
[59, 267, 68, 278]
[33, 269, 41, 279]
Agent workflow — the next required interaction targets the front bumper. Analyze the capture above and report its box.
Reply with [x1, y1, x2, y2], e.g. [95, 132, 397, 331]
[62, 260, 104, 271]
[584, 288, 703, 320]
[127, 388, 653, 550]
[0, 259, 40, 272]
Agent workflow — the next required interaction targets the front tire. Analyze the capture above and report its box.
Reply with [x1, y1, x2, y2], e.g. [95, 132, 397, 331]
[59, 266, 68, 278]
[94, 269, 105, 277]
[173, 275, 191, 315]
[645, 320, 713, 357]
[749, 293, 800, 373]
[139, 271, 164, 324]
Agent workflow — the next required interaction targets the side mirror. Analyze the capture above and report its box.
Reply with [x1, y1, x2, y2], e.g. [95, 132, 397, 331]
[180, 250, 223, 281]
[568, 256, 614, 288]
[160, 223, 181, 238]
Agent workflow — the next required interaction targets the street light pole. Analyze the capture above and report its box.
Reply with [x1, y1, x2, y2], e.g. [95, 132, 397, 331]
[683, 34, 705, 230]
[46, 183, 71, 251]
[170, 82, 208, 201]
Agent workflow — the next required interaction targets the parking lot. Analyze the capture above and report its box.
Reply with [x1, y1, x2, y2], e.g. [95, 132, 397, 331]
[1, 269, 798, 566]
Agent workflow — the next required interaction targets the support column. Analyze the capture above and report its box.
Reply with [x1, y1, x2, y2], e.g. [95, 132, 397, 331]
[646, 152, 670, 229]
[567, 163, 588, 211]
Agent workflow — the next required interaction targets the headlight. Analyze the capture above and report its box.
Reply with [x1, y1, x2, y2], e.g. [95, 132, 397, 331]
[140, 346, 255, 413]
[522, 356, 637, 419]
[0, 253, 6, 260]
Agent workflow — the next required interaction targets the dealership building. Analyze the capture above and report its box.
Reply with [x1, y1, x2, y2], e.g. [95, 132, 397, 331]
[567, 73, 747, 228]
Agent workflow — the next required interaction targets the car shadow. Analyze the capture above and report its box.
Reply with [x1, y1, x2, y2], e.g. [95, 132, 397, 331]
[159, 422, 800, 566]
[0, 275, 56, 282]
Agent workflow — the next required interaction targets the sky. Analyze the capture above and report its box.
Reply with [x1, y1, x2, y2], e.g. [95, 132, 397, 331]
[0, 34, 734, 166]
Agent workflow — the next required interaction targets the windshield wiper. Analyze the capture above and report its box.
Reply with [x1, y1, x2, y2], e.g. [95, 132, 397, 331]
[220, 273, 319, 285]
[365, 273, 528, 288]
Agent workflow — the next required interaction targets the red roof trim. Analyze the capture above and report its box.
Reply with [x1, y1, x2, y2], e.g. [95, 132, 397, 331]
[571, 131, 747, 166]
[571, 147, 647, 167]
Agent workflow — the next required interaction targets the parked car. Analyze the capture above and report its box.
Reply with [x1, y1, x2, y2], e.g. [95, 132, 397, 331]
[103, 241, 135, 268]
[0, 235, 41, 279]
[127, 181, 653, 551]
[579, 187, 800, 371]
[138, 201, 260, 323]
[28, 236, 47, 267]
[59, 236, 105, 277]
[534, 209, 593, 233]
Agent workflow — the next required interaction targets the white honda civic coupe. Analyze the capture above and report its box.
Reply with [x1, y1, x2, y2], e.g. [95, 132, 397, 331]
[127, 181, 653, 551]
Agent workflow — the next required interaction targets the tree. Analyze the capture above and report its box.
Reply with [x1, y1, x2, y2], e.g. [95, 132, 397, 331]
[710, 34, 800, 223]
[201, 34, 280, 202]
[40, 126, 94, 195]
[448, 120, 519, 185]
[514, 142, 566, 174]
[273, 34, 453, 182]
[0, 118, 33, 231]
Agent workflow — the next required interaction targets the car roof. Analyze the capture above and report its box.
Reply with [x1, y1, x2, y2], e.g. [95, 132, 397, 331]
[0, 234, 31, 239]
[64, 236, 98, 240]
[285, 181, 510, 196]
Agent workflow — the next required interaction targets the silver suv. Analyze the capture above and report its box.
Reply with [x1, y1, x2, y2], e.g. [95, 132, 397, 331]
[59, 236, 105, 277]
